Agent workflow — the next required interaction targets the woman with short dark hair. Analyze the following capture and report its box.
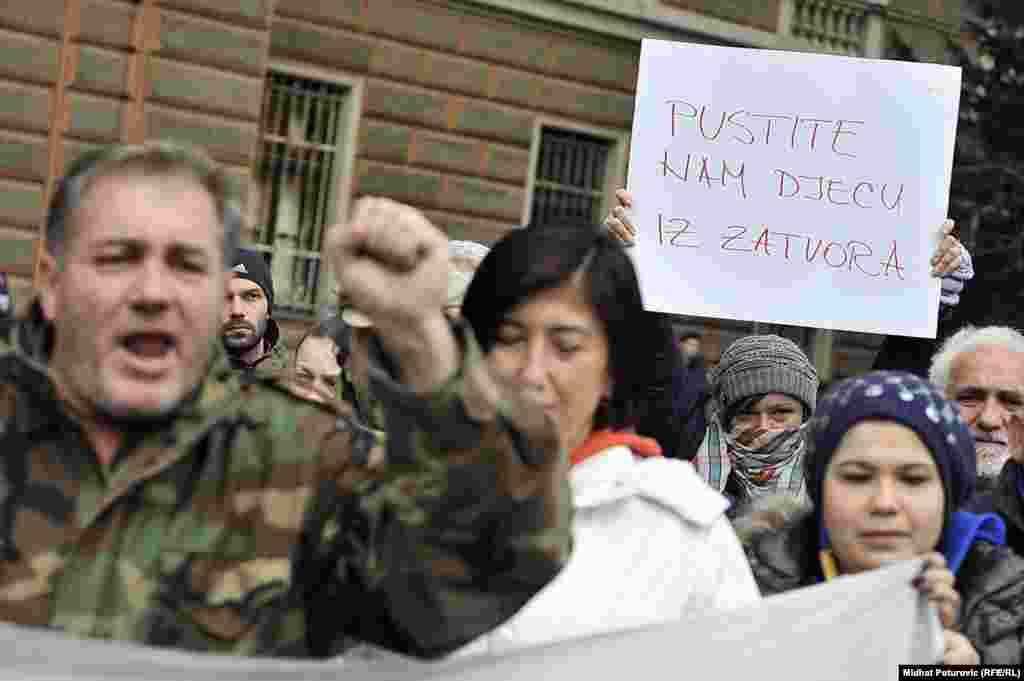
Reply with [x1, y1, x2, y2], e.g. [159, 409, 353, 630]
[458, 221, 759, 654]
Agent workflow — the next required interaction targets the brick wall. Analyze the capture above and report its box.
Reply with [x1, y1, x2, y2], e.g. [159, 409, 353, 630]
[0, 0, 958, 375]
[0, 0, 271, 309]
[271, 0, 639, 246]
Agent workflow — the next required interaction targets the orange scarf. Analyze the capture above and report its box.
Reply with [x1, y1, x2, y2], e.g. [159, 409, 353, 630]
[570, 428, 662, 467]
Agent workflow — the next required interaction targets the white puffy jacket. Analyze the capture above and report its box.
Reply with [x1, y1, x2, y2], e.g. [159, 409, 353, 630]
[457, 442, 760, 655]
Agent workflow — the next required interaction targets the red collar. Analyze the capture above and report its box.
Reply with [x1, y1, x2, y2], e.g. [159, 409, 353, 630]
[570, 429, 662, 467]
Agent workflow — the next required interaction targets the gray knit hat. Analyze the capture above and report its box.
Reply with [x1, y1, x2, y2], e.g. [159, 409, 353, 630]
[712, 334, 819, 422]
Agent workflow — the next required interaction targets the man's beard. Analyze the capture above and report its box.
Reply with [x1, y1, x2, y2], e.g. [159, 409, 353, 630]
[975, 442, 1010, 481]
[221, 318, 266, 356]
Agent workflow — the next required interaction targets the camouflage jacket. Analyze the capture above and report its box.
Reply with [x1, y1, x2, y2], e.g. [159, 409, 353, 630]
[228, 335, 291, 380]
[339, 366, 385, 433]
[0, 309, 570, 658]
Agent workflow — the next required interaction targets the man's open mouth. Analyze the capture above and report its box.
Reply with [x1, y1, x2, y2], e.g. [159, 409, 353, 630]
[120, 332, 177, 359]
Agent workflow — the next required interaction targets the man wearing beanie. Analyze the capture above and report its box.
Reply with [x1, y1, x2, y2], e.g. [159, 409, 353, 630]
[694, 334, 819, 513]
[222, 248, 289, 376]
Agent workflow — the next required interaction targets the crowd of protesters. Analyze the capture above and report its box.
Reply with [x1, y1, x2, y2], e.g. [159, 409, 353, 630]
[1, 139, 1023, 667]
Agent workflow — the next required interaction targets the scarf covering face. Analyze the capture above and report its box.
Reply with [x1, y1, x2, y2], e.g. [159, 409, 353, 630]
[697, 334, 818, 502]
[695, 408, 808, 504]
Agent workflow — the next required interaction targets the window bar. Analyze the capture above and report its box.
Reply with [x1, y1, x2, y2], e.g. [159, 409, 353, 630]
[274, 76, 290, 139]
[305, 83, 320, 146]
[265, 80, 288, 250]
[303, 89, 323, 258]
[316, 83, 331, 146]
[292, 87, 314, 304]
[310, 88, 341, 307]
[255, 83, 276, 245]
[302, 88, 321, 258]
[550, 135, 563, 185]
[534, 136, 547, 222]
[543, 132, 555, 182]
[578, 139, 588, 193]
[327, 83, 342, 148]
[306, 88, 334, 281]
[581, 142, 593, 192]
[270, 139, 294, 266]
[570, 138, 581, 218]
[591, 144, 606, 221]
[281, 76, 296, 141]
[579, 140, 591, 190]
[302, 155, 322, 305]
[560, 138, 573, 217]
[258, 148, 275, 245]
[314, 89, 341, 245]
[263, 141, 281, 253]
[540, 132, 554, 182]
[547, 137, 561, 219]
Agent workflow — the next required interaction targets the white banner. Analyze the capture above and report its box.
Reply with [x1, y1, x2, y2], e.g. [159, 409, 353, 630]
[2, 559, 940, 680]
[626, 39, 961, 338]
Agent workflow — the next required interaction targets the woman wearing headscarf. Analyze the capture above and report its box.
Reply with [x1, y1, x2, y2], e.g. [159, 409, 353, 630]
[454, 220, 759, 654]
[743, 371, 1024, 665]
[696, 334, 819, 513]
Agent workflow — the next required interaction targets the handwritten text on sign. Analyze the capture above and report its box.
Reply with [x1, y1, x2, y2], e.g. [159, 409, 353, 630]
[626, 41, 961, 338]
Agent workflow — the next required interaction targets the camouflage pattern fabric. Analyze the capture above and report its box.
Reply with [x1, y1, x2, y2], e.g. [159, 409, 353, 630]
[0, 308, 571, 658]
[231, 338, 291, 380]
[339, 365, 386, 433]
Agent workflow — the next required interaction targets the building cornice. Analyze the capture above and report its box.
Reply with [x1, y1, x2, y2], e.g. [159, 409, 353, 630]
[450, 0, 810, 49]
[451, 0, 962, 50]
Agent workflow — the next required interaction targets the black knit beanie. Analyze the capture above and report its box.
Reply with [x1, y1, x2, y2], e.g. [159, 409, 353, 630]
[230, 248, 274, 310]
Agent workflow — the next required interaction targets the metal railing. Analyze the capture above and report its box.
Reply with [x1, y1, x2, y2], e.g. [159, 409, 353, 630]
[251, 72, 347, 315]
[531, 128, 611, 226]
[788, 0, 869, 56]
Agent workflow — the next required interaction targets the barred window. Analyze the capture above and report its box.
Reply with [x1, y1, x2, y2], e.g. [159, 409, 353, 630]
[250, 71, 349, 316]
[530, 127, 612, 226]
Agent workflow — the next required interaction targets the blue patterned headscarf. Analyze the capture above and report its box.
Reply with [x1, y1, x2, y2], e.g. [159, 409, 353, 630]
[806, 371, 1003, 576]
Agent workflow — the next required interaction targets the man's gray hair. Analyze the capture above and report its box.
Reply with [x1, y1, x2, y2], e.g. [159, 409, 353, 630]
[46, 140, 242, 266]
[929, 325, 1024, 393]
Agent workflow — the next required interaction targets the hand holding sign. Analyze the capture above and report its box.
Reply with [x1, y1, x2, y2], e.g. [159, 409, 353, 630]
[604, 189, 636, 246]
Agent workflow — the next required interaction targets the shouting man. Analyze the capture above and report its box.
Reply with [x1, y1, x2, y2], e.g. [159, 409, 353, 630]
[0, 140, 570, 658]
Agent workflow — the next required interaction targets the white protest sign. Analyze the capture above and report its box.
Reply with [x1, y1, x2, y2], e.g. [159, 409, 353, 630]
[0, 559, 939, 681]
[625, 40, 961, 338]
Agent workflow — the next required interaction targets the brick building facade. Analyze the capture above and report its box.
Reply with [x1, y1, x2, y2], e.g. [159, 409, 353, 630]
[0, 0, 962, 375]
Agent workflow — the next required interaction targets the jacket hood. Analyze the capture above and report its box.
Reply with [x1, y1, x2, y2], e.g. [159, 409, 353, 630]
[743, 509, 819, 595]
[571, 443, 728, 528]
[264, 316, 281, 350]
[570, 428, 661, 466]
